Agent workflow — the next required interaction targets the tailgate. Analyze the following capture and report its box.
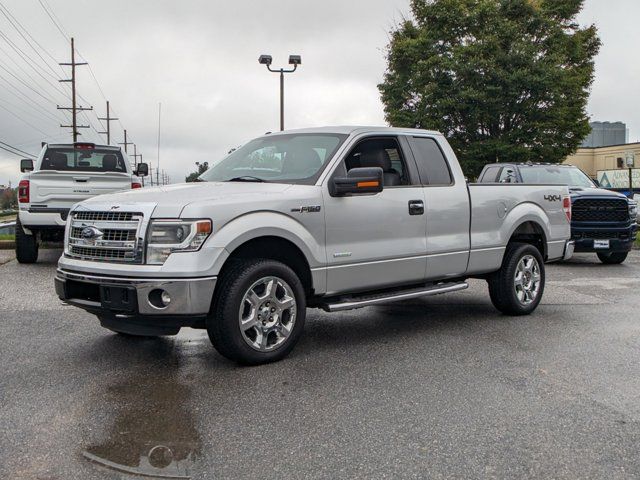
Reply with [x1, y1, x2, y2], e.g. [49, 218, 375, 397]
[28, 171, 132, 209]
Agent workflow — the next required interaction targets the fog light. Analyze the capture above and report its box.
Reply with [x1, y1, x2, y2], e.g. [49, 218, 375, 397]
[149, 289, 171, 309]
[161, 291, 171, 305]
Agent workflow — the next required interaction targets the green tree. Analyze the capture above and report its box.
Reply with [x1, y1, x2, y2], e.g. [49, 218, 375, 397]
[379, 0, 601, 176]
[185, 161, 209, 182]
[1, 187, 17, 210]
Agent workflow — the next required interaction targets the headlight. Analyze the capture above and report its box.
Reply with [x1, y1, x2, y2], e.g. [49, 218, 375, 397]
[630, 201, 638, 221]
[146, 219, 212, 265]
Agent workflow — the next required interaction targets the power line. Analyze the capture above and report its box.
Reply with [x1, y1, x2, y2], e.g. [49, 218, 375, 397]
[37, 0, 69, 42]
[0, 102, 54, 137]
[0, 139, 36, 158]
[0, 143, 33, 158]
[0, 73, 66, 123]
[0, 2, 63, 79]
[0, 42, 68, 101]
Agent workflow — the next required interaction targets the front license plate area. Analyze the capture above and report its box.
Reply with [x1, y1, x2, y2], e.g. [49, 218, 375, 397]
[593, 239, 610, 249]
[100, 285, 137, 312]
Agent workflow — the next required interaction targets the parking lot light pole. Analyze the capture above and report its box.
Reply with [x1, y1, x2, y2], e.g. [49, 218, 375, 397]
[258, 54, 302, 131]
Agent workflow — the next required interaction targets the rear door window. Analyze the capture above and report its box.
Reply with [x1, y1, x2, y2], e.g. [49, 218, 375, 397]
[408, 137, 453, 185]
[479, 166, 501, 183]
[41, 148, 128, 173]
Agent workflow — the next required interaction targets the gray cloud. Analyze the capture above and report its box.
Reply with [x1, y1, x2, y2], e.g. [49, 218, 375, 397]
[0, 0, 637, 187]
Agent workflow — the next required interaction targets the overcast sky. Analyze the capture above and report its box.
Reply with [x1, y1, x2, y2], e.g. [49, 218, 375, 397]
[0, 0, 638, 187]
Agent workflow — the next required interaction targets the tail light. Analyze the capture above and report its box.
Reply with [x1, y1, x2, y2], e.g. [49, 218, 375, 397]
[563, 195, 572, 222]
[131, 182, 142, 189]
[18, 180, 29, 203]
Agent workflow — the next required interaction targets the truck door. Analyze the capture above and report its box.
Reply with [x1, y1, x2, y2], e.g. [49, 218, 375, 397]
[405, 135, 470, 280]
[322, 136, 427, 295]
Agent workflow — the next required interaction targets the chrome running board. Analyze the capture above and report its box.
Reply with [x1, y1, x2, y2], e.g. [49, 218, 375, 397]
[321, 282, 468, 312]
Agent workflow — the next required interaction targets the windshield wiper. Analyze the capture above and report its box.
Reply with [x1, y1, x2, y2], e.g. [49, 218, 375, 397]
[227, 176, 267, 183]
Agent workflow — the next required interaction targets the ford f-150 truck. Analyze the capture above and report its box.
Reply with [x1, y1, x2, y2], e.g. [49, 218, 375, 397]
[17, 142, 148, 263]
[55, 127, 573, 364]
[477, 162, 638, 264]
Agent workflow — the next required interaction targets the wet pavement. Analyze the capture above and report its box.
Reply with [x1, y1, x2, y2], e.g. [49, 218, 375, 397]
[1, 249, 640, 479]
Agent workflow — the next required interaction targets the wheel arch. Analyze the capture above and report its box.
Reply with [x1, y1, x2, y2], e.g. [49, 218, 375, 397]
[218, 235, 315, 297]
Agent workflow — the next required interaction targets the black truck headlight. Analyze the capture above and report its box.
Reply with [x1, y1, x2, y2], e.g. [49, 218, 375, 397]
[630, 201, 637, 222]
[146, 219, 212, 265]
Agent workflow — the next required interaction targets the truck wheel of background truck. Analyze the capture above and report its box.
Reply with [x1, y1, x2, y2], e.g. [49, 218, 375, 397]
[488, 242, 545, 316]
[596, 251, 628, 264]
[15, 217, 39, 264]
[207, 258, 307, 365]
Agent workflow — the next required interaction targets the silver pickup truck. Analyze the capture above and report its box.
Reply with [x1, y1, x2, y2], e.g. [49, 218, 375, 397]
[55, 127, 573, 364]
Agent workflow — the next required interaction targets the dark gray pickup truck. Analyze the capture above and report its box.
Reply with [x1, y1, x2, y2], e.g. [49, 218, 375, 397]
[478, 163, 638, 264]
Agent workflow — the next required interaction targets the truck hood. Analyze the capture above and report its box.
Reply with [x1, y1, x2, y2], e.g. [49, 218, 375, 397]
[78, 182, 293, 217]
[569, 187, 629, 200]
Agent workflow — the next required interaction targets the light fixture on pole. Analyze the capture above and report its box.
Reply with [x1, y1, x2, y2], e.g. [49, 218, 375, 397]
[259, 54, 302, 131]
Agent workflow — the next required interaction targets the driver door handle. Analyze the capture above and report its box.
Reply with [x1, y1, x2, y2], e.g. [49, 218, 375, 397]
[408, 200, 424, 215]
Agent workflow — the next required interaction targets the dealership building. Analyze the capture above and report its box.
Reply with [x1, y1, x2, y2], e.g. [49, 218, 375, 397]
[563, 121, 639, 192]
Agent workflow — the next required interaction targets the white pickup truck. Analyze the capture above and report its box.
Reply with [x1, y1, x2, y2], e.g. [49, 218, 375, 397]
[17, 142, 148, 263]
[55, 127, 574, 364]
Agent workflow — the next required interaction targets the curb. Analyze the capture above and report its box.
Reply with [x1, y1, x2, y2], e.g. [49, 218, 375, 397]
[0, 240, 15, 250]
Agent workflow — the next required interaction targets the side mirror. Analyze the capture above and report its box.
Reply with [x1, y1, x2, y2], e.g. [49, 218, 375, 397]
[20, 159, 34, 173]
[332, 167, 384, 196]
[135, 162, 149, 177]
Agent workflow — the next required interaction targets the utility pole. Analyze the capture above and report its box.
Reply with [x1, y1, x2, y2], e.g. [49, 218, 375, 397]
[118, 129, 133, 154]
[58, 38, 92, 142]
[130, 143, 142, 167]
[98, 101, 118, 144]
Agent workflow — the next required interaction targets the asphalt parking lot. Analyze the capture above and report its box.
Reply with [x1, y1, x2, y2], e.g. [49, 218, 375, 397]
[1, 249, 639, 479]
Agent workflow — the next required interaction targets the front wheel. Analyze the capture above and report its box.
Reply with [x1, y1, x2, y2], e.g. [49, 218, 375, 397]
[597, 251, 628, 264]
[488, 242, 545, 316]
[207, 259, 306, 365]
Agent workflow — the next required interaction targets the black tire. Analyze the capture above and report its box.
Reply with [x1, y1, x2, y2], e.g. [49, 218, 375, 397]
[488, 242, 545, 316]
[596, 251, 628, 264]
[15, 216, 38, 264]
[207, 259, 306, 365]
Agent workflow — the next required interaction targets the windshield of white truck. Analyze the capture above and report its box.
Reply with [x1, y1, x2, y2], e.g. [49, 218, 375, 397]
[41, 147, 128, 173]
[519, 166, 595, 188]
[199, 133, 348, 185]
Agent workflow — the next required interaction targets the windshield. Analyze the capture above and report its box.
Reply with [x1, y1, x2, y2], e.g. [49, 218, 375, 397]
[519, 166, 595, 188]
[41, 147, 128, 173]
[199, 133, 348, 185]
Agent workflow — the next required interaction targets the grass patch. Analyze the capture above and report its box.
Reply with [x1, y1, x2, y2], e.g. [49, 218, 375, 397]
[0, 211, 17, 218]
[0, 234, 15, 241]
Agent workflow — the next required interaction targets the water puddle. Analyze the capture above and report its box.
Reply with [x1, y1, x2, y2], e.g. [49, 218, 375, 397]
[82, 340, 203, 478]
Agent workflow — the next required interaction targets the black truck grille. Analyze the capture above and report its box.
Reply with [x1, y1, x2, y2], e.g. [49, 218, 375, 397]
[572, 199, 629, 223]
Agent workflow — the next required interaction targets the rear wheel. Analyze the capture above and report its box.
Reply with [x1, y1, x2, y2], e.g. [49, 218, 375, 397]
[596, 251, 628, 264]
[207, 259, 306, 365]
[15, 217, 38, 264]
[488, 242, 545, 316]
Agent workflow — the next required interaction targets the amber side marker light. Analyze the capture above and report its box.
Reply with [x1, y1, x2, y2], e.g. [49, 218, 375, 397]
[196, 220, 212, 234]
[357, 181, 379, 188]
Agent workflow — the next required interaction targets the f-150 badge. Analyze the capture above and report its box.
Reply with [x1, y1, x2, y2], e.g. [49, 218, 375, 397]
[291, 205, 321, 213]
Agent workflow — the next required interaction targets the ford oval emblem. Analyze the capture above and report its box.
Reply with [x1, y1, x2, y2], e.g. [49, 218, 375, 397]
[81, 226, 103, 239]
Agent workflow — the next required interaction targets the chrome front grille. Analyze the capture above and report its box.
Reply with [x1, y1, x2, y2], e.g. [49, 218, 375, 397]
[74, 211, 135, 222]
[67, 211, 144, 263]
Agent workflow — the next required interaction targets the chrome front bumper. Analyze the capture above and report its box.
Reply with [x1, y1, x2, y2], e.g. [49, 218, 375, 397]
[563, 240, 575, 261]
[55, 268, 216, 316]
